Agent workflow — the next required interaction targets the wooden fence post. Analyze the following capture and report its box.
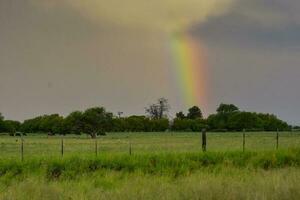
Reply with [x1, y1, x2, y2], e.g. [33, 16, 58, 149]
[21, 138, 24, 162]
[61, 138, 64, 157]
[95, 138, 98, 156]
[129, 140, 132, 155]
[276, 129, 279, 150]
[243, 129, 246, 152]
[202, 129, 207, 152]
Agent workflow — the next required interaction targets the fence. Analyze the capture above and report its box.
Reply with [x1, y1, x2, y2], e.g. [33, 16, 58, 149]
[0, 131, 300, 161]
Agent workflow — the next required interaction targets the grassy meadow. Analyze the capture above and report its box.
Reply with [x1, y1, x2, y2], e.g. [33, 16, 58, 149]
[1, 132, 300, 158]
[1, 132, 300, 200]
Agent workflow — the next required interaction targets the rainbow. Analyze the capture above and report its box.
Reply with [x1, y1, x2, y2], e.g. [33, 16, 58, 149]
[169, 33, 208, 111]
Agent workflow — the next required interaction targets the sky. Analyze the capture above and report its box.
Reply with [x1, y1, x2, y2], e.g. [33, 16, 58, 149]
[0, 0, 299, 125]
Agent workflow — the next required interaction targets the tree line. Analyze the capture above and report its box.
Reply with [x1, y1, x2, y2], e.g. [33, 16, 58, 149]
[0, 98, 292, 137]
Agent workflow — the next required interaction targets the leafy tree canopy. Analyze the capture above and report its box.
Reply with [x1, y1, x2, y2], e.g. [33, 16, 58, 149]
[176, 112, 186, 119]
[187, 106, 203, 119]
[81, 107, 113, 138]
[217, 103, 239, 114]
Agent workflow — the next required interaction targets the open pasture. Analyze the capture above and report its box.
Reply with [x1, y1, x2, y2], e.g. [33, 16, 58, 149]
[0, 132, 300, 159]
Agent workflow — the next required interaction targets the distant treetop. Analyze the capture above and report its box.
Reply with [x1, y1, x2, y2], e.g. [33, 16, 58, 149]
[217, 103, 239, 114]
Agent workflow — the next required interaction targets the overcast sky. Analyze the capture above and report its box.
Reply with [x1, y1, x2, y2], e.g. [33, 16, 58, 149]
[0, 0, 299, 125]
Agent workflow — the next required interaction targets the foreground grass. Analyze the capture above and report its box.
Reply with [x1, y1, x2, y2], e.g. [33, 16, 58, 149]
[1, 149, 300, 178]
[1, 132, 300, 199]
[1, 149, 300, 199]
[1, 167, 300, 200]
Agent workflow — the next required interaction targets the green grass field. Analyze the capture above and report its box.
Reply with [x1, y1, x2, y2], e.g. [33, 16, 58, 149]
[1, 132, 300, 159]
[1, 132, 300, 200]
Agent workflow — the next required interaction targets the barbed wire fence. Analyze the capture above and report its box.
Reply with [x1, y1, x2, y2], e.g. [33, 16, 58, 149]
[0, 131, 300, 161]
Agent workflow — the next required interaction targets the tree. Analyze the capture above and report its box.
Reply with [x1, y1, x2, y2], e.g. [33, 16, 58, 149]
[176, 112, 186, 119]
[81, 107, 113, 138]
[124, 116, 148, 132]
[227, 112, 263, 131]
[207, 114, 227, 131]
[112, 115, 170, 132]
[187, 106, 203, 119]
[112, 118, 127, 132]
[63, 111, 84, 135]
[4, 120, 21, 133]
[205, 104, 240, 131]
[0, 113, 4, 133]
[20, 114, 64, 134]
[149, 118, 169, 132]
[21, 117, 43, 133]
[257, 113, 290, 131]
[145, 98, 170, 119]
[217, 103, 239, 114]
[39, 114, 64, 134]
[293, 126, 300, 130]
[172, 118, 207, 132]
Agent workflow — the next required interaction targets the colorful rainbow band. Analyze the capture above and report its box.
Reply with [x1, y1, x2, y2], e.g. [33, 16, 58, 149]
[170, 33, 208, 111]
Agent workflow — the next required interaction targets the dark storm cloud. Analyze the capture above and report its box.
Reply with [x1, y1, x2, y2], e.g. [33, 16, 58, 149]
[188, 0, 300, 125]
[192, 0, 300, 49]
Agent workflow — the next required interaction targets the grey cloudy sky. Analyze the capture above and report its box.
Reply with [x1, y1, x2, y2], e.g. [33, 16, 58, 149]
[0, 0, 299, 125]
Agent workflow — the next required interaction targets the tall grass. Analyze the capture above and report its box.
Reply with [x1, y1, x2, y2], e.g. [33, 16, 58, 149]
[1, 149, 300, 181]
[1, 167, 300, 200]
